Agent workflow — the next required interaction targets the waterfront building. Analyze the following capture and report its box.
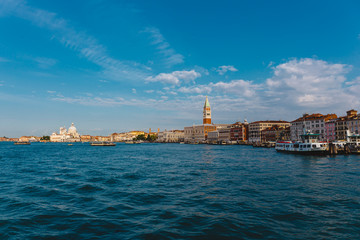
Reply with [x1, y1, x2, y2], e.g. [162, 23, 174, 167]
[130, 131, 146, 136]
[80, 135, 91, 142]
[218, 127, 231, 143]
[207, 130, 219, 143]
[261, 125, 290, 142]
[157, 130, 184, 142]
[325, 119, 336, 142]
[230, 120, 249, 142]
[0, 137, 8, 142]
[184, 96, 218, 143]
[50, 123, 81, 142]
[18, 136, 40, 142]
[335, 110, 358, 140]
[347, 113, 360, 135]
[92, 136, 111, 142]
[110, 133, 133, 142]
[290, 113, 337, 141]
[110, 131, 146, 142]
[249, 121, 290, 143]
[184, 124, 217, 143]
[148, 128, 160, 137]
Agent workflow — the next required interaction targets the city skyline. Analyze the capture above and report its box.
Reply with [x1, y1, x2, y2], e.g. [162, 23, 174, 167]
[1, 0, 360, 137]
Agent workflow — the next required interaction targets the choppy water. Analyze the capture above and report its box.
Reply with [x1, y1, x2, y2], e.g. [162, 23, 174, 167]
[0, 142, 359, 239]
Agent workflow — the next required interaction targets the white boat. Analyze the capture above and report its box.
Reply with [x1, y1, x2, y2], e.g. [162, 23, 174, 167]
[275, 131, 328, 155]
[347, 132, 360, 154]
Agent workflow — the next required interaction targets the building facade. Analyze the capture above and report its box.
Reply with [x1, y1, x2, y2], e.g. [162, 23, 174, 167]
[335, 110, 358, 140]
[249, 121, 290, 143]
[230, 121, 249, 142]
[347, 114, 360, 135]
[203, 96, 211, 124]
[290, 113, 337, 141]
[157, 130, 184, 142]
[184, 124, 217, 143]
[325, 119, 336, 142]
[261, 125, 290, 142]
[50, 123, 81, 142]
[18, 136, 40, 142]
[218, 127, 231, 143]
[184, 96, 217, 143]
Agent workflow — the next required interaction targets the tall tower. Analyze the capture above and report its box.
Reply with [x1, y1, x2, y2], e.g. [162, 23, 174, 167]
[203, 96, 211, 124]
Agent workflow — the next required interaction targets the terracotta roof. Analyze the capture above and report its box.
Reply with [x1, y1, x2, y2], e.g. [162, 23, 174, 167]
[291, 113, 337, 123]
[250, 120, 289, 124]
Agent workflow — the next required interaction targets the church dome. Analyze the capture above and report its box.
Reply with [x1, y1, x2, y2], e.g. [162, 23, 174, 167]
[68, 123, 77, 134]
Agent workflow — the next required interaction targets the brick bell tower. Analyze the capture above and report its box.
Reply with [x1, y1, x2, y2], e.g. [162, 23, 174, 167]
[203, 96, 211, 124]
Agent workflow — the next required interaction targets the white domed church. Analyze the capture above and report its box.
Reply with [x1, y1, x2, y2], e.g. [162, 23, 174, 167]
[50, 123, 81, 142]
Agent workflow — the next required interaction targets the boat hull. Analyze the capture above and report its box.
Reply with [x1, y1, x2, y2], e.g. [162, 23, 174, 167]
[14, 142, 31, 145]
[90, 142, 116, 146]
[276, 149, 328, 155]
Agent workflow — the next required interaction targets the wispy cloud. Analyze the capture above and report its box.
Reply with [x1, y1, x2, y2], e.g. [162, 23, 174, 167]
[33, 57, 57, 68]
[0, 0, 150, 81]
[215, 65, 238, 75]
[143, 27, 184, 67]
[0, 56, 10, 62]
[146, 70, 201, 85]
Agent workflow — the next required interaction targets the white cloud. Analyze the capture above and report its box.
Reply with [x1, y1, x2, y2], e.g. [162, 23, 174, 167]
[216, 65, 238, 75]
[178, 85, 212, 94]
[146, 70, 201, 85]
[50, 58, 360, 123]
[177, 79, 261, 97]
[211, 80, 261, 97]
[266, 58, 353, 108]
[143, 27, 184, 67]
[132, 88, 137, 94]
[0, 0, 150, 81]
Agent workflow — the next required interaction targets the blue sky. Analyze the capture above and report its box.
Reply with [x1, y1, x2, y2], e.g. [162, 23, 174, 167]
[1, 0, 360, 137]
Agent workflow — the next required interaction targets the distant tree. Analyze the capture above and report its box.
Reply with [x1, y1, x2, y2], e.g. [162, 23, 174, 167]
[135, 134, 146, 141]
[147, 134, 158, 142]
[40, 136, 50, 141]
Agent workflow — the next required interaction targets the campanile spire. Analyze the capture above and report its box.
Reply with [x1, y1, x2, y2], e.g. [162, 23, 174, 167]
[203, 96, 211, 124]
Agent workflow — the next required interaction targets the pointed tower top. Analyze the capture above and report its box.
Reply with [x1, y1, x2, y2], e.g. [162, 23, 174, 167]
[204, 96, 210, 108]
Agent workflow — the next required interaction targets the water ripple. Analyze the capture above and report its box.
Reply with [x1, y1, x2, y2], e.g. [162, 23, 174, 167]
[0, 142, 359, 239]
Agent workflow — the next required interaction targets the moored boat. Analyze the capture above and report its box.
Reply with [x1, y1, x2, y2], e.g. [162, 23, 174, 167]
[90, 141, 116, 146]
[275, 131, 328, 155]
[14, 142, 31, 145]
[347, 133, 360, 154]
